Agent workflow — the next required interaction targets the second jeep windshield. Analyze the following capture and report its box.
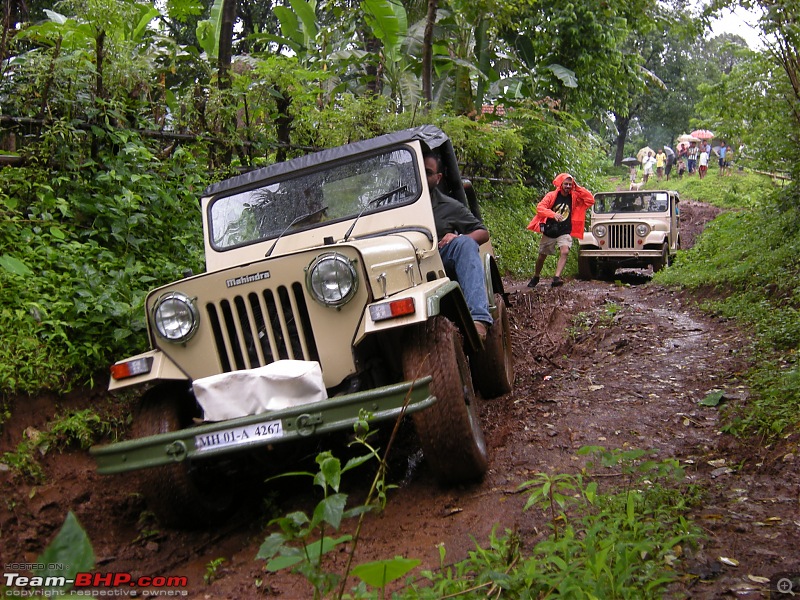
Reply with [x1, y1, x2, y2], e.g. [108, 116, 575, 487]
[209, 148, 420, 249]
[594, 192, 670, 214]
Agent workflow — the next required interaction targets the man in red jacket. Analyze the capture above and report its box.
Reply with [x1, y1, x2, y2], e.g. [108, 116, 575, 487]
[526, 173, 595, 287]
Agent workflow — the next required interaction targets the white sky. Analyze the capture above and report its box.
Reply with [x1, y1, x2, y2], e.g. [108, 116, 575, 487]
[709, 6, 764, 49]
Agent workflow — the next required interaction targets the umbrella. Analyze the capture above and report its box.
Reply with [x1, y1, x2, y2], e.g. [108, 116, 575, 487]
[621, 156, 639, 167]
[637, 146, 654, 163]
[678, 133, 700, 143]
[691, 129, 714, 140]
[663, 146, 675, 157]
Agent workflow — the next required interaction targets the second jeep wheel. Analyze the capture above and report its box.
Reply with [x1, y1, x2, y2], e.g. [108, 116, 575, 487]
[652, 242, 669, 272]
[471, 294, 514, 398]
[577, 255, 597, 280]
[402, 316, 488, 484]
[131, 383, 236, 528]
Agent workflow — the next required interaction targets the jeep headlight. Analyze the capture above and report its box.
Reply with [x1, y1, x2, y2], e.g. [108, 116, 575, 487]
[306, 253, 358, 307]
[152, 291, 199, 343]
[636, 224, 650, 237]
[593, 225, 607, 238]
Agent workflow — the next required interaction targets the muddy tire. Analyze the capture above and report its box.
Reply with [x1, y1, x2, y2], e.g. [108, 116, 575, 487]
[402, 316, 488, 484]
[577, 255, 597, 280]
[652, 243, 669, 272]
[131, 383, 235, 528]
[471, 294, 514, 398]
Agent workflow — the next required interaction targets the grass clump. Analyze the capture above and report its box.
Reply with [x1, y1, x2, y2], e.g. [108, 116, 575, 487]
[404, 447, 700, 599]
[1, 408, 113, 482]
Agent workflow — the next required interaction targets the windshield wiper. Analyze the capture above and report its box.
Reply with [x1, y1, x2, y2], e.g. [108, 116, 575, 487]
[265, 208, 325, 257]
[342, 185, 408, 242]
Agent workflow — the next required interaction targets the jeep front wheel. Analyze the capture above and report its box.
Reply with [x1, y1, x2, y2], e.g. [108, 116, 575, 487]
[577, 255, 597, 280]
[131, 383, 236, 528]
[402, 316, 488, 484]
[471, 294, 514, 398]
[652, 242, 669, 272]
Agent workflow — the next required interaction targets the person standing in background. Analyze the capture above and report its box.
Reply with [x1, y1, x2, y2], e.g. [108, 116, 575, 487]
[642, 151, 656, 185]
[655, 148, 666, 182]
[664, 147, 675, 180]
[698, 146, 709, 179]
[687, 142, 699, 174]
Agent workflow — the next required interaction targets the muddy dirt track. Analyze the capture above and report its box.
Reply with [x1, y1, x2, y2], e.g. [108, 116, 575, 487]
[1, 200, 798, 599]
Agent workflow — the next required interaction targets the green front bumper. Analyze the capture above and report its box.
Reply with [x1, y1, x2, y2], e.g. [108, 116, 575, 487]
[91, 377, 434, 475]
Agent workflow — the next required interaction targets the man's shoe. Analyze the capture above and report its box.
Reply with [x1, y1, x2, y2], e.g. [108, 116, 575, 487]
[474, 321, 488, 342]
[527, 276, 540, 288]
[551, 276, 564, 287]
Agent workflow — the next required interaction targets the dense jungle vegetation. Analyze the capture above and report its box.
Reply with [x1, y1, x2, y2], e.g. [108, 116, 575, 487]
[0, 0, 798, 448]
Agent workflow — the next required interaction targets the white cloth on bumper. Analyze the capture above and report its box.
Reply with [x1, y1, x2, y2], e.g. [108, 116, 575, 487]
[193, 360, 327, 422]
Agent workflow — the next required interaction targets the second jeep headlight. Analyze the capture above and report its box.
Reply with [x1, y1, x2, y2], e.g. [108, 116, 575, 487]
[152, 291, 199, 343]
[593, 225, 607, 238]
[636, 224, 650, 236]
[306, 253, 358, 307]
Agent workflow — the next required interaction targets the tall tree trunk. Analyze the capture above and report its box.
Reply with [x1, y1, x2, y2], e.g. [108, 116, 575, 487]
[474, 20, 489, 113]
[274, 88, 292, 163]
[216, 0, 237, 166]
[364, 35, 383, 97]
[218, 0, 236, 91]
[453, 65, 474, 116]
[422, 0, 438, 111]
[613, 112, 631, 166]
[91, 30, 106, 161]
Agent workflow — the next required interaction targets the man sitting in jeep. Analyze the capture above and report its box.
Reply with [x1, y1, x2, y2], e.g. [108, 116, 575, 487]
[424, 153, 493, 339]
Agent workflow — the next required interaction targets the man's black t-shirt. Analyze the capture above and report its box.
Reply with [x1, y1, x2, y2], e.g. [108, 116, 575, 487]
[430, 188, 486, 239]
[550, 191, 572, 237]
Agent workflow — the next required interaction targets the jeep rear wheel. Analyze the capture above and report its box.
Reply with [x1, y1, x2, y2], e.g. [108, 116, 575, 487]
[471, 294, 514, 398]
[131, 383, 236, 528]
[402, 316, 488, 484]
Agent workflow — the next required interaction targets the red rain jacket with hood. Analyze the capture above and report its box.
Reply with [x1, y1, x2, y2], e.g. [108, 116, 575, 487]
[527, 173, 595, 239]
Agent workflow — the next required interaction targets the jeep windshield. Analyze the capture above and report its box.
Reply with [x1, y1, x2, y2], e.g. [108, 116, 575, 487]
[594, 192, 670, 214]
[209, 148, 421, 250]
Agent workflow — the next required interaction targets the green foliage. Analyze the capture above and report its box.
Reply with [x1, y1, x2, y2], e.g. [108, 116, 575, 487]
[256, 414, 413, 599]
[406, 447, 700, 599]
[1, 408, 112, 481]
[667, 169, 773, 209]
[256, 450, 360, 597]
[1, 436, 46, 482]
[480, 184, 539, 276]
[46, 409, 111, 450]
[0, 126, 206, 394]
[204, 557, 226, 585]
[35, 511, 95, 594]
[349, 557, 421, 590]
[696, 44, 797, 177]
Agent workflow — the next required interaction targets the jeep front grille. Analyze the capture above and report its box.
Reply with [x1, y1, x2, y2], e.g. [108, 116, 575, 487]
[206, 282, 319, 372]
[607, 224, 635, 249]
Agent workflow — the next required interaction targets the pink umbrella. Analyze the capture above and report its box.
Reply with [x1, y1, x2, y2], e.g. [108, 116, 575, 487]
[691, 129, 714, 140]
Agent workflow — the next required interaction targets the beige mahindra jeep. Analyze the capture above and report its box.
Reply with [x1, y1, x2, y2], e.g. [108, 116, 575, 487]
[577, 190, 681, 279]
[90, 126, 514, 526]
